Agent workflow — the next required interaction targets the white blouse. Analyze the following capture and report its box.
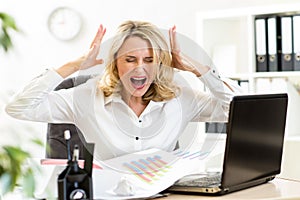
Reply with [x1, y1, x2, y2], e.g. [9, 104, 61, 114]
[5, 68, 241, 161]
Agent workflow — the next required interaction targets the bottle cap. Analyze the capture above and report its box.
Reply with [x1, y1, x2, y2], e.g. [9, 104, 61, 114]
[64, 130, 71, 140]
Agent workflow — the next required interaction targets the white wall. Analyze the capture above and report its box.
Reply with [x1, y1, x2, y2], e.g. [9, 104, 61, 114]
[1, 0, 299, 157]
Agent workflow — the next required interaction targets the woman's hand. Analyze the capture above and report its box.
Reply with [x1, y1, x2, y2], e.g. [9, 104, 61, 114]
[76, 24, 106, 70]
[169, 26, 208, 77]
[56, 24, 106, 78]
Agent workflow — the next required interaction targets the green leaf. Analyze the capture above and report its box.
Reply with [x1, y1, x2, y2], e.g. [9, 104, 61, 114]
[22, 169, 35, 197]
[31, 138, 45, 147]
[0, 12, 18, 31]
[0, 172, 13, 195]
[0, 12, 19, 52]
[0, 146, 31, 191]
[0, 141, 41, 198]
[3, 146, 30, 164]
[0, 29, 13, 52]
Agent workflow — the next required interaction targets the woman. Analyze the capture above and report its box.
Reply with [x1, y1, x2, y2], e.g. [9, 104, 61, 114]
[5, 21, 241, 161]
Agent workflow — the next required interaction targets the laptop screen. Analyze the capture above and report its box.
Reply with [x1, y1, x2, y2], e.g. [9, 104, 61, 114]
[222, 93, 288, 188]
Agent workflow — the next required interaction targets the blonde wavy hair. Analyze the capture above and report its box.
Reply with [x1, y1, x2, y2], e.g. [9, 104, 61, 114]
[98, 20, 178, 102]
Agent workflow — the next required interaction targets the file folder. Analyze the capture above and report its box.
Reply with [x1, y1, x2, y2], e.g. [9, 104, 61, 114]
[293, 15, 300, 71]
[281, 16, 293, 71]
[255, 18, 268, 72]
[267, 17, 280, 71]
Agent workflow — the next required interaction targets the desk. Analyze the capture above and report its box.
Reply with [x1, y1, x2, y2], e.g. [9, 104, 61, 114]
[3, 177, 300, 200]
[159, 178, 300, 200]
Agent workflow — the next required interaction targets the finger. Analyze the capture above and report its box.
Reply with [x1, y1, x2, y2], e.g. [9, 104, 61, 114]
[171, 26, 180, 53]
[95, 59, 104, 65]
[169, 26, 180, 53]
[90, 25, 102, 48]
[169, 27, 173, 49]
[96, 25, 106, 45]
[169, 25, 175, 49]
[90, 24, 106, 48]
[88, 44, 98, 57]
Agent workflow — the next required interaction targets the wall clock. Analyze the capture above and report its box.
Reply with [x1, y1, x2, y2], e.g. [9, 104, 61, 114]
[48, 7, 82, 41]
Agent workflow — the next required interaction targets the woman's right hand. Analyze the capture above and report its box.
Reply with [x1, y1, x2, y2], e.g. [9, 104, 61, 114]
[75, 24, 106, 70]
[56, 24, 106, 78]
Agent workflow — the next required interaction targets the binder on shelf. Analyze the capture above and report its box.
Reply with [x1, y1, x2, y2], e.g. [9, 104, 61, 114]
[280, 16, 293, 71]
[255, 18, 268, 72]
[267, 17, 280, 72]
[293, 15, 300, 71]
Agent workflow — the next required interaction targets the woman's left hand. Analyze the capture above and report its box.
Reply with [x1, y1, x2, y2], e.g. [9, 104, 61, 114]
[169, 26, 208, 77]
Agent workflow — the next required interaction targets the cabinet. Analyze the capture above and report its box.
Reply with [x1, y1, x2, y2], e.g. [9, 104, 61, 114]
[196, 4, 300, 136]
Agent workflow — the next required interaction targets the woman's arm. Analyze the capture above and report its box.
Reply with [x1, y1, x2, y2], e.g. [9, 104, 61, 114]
[5, 69, 75, 122]
[5, 25, 106, 122]
[176, 70, 239, 123]
[169, 26, 243, 122]
[169, 26, 240, 93]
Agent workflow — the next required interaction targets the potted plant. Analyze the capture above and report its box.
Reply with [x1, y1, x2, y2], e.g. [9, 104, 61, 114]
[0, 145, 37, 197]
[0, 12, 19, 52]
[0, 12, 41, 198]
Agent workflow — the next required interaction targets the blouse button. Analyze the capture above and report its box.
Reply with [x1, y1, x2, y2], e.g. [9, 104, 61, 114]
[138, 120, 142, 123]
[135, 137, 139, 140]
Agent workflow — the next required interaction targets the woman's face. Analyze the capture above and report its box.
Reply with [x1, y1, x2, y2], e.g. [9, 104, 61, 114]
[116, 36, 157, 98]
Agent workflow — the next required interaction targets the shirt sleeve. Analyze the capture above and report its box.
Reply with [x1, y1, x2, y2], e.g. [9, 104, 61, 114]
[5, 68, 76, 123]
[178, 69, 244, 122]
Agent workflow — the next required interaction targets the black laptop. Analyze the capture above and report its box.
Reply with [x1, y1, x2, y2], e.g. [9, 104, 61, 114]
[166, 93, 288, 195]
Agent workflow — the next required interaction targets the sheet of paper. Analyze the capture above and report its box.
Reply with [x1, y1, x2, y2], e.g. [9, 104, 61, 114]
[32, 148, 208, 199]
[92, 148, 205, 199]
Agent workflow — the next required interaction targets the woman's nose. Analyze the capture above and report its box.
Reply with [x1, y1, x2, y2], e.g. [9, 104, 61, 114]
[135, 59, 146, 68]
[133, 65, 145, 73]
[137, 58, 145, 66]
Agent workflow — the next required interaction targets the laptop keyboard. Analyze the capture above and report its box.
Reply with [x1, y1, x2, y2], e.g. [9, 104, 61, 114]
[174, 173, 222, 187]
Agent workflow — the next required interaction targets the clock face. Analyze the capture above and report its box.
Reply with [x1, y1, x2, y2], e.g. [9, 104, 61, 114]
[48, 7, 82, 41]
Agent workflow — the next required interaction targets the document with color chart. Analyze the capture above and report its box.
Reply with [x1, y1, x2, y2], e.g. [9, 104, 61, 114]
[92, 148, 205, 199]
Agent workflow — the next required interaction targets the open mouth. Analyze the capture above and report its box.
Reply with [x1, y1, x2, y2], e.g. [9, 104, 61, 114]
[130, 76, 147, 89]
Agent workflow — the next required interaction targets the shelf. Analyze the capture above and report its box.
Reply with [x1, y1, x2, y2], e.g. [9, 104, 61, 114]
[197, 5, 300, 82]
[196, 3, 300, 139]
[225, 72, 300, 80]
[224, 73, 251, 80]
[251, 72, 300, 78]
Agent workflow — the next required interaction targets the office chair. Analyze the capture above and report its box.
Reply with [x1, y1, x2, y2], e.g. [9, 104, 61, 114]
[46, 75, 92, 159]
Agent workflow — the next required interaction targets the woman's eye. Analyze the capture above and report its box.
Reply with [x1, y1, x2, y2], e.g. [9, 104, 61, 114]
[125, 58, 135, 62]
[144, 58, 153, 63]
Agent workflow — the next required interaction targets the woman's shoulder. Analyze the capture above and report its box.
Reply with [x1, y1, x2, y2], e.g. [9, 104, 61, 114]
[69, 74, 103, 95]
[173, 70, 204, 89]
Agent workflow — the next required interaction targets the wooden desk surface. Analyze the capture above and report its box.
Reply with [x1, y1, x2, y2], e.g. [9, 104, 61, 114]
[3, 177, 300, 200]
[159, 178, 300, 200]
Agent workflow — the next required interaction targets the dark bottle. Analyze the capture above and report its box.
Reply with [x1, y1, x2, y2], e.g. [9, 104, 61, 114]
[58, 143, 94, 200]
[67, 145, 87, 199]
